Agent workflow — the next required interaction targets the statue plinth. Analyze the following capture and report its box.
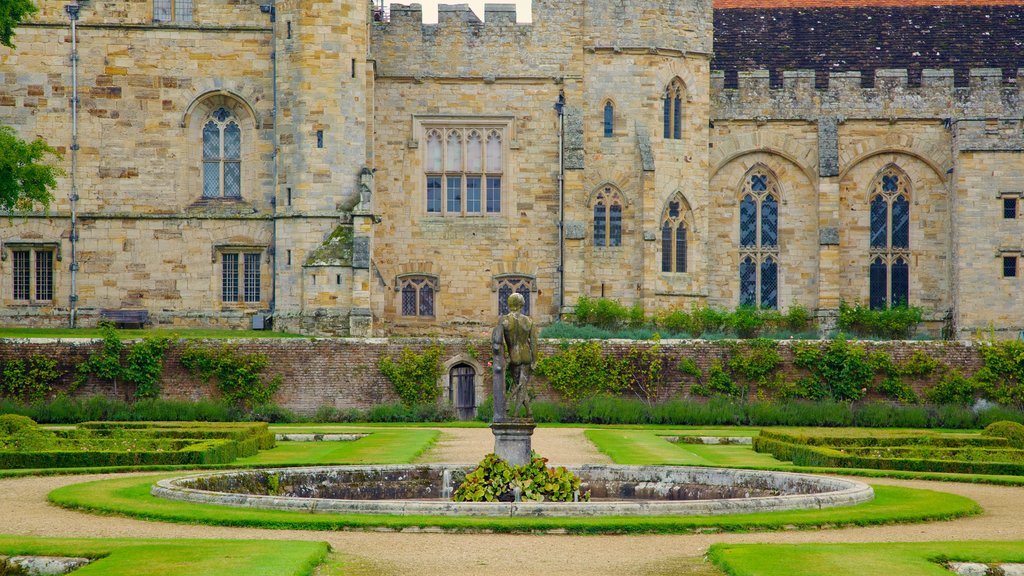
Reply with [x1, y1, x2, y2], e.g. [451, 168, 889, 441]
[490, 420, 535, 467]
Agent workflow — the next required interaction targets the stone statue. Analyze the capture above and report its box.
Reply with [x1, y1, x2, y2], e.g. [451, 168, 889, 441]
[494, 292, 538, 420]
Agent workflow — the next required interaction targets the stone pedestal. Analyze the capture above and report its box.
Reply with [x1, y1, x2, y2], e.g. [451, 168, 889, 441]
[490, 420, 535, 466]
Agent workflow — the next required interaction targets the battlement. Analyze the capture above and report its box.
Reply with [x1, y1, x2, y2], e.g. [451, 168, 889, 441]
[713, 67, 1024, 120]
[386, 3, 527, 25]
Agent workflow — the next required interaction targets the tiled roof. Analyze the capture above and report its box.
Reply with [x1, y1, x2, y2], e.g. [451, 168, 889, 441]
[712, 4, 1024, 87]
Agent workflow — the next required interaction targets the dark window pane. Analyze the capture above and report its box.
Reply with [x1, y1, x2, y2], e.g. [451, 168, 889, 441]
[675, 223, 686, 273]
[221, 253, 239, 302]
[761, 258, 778, 309]
[466, 178, 481, 213]
[673, 96, 682, 139]
[153, 0, 171, 21]
[751, 174, 767, 192]
[870, 196, 888, 249]
[739, 257, 757, 307]
[426, 176, 442, 213]
[604, 102, 614, 137]
[740, 195, 757, 247]
[661, 223, 672, 272]
[891, 257, 909, 307]
[663, 96, 671, 139]
[516, 284, 531, 316]
[402, 284, 417, 316]
[761, 194, 778, 247]
[891, 195, 909, 249]
[223, 162, 241, 198]
[486, 177, 501, 213]
[243, 253, 260, 303]
[419, 285, 434, 316]
[223, 122, 241, 159]
[203, 121, 219, 160]
[498, 284, 513, 315]
[1004, 198, 1017, 219]
[12, 251, 29, 300]
[668, 200, 680, 219]
[447, 176, 462, 213]
[870, 257, 887, 310]
[176, 0, 193, 21]
[1004, 256, 1018, 278]
[35, 251, 53, 301]
[203, 161, 220, 197]
[594, 203, 606, 248]
[609, 204, 622, 247]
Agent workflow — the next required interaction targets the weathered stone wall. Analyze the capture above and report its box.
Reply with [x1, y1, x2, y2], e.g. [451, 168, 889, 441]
[0, 338, 988, 415]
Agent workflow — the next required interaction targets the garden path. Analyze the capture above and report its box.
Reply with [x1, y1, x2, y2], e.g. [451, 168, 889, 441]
[3, 427, 1024, 576]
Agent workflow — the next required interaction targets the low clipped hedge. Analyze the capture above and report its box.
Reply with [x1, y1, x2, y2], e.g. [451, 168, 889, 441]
[757, 429, 1009, 448]
[0, 421, 274, 469]
[754, 432, 1024, 476]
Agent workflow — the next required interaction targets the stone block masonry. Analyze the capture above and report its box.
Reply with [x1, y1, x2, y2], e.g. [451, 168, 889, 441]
[0, 338, 988, 416]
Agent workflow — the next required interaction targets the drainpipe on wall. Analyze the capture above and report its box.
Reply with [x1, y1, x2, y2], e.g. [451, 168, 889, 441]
[65, 2, 82, 328]
[555, 90, 565, 314]
[261, 3, 278, 326]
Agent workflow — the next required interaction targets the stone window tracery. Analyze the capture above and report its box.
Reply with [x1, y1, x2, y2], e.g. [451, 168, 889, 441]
[424, 126, 504, 216]
[496, 276, 534, 316]
[660, 193, 689, 273]
[399, 275, 437, 317]
[203, 107, 242, 199]
[663, 79, 684, 140]
[593, 187, 623, 248]
[738, 168, 780, 308]
[869, 165, 911, 309]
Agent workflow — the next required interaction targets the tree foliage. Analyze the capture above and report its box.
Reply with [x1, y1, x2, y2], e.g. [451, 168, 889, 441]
[0, 124, 62, 211]
[0, 0, 37, 49]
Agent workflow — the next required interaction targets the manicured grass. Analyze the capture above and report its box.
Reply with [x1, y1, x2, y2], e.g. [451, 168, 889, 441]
[709, 541, 1024, 576]
[237, 429, 439, 465]
[48, 476, 978, 534]
[586, 429, 788, 467]
[0, 535, 328, 576]
[0, 328, 304, 339]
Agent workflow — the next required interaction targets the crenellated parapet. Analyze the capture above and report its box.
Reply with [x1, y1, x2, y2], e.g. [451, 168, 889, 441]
[23, 0, 269, 28]
[713, 68, 1024, 121]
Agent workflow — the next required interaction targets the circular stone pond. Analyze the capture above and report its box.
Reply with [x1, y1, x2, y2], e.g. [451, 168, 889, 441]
[152, 465, 873, 518]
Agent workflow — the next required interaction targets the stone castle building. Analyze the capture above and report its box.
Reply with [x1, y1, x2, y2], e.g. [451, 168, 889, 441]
[1, 0, 1023, 338]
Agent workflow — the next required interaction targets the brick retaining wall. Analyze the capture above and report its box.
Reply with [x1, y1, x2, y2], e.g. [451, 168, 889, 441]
[0, 338, 989, 415]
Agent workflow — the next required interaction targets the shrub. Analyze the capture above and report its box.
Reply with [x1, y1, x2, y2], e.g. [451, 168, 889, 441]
[981, 421, 1024, 448]
[727, 307, 766, 339]
[75, 323, 170, 399]
[535, 340, 620, 401]
[792, 337, 872, 402]
[0, 413, 38, 435]
[973, 340, 1024, 409]
[613, 336, 664, 406]
[926, 369, 976, 405]
[453, 453, 587, 503]
[691, 360, 739, 398]
[1, 354, 62, 402]
[180, 343, 282, 409]
[838, 301, 924, 339]
[783, 305, 812, 332]
[376, 344, 444, 407]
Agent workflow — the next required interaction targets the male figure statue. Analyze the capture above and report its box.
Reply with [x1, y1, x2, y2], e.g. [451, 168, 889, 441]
[498, 293, 538, 420]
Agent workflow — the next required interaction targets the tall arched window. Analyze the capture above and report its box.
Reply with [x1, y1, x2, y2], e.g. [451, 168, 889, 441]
[738, 167, 780, 308]
[202, 107, 241, 198]
[660, 193, 689, 273]
[496, 276, 534, 316]
[603, 101, 614, 137]
[869, 166, 911, 309]
[662, 79, 684, 140]
[593, 186, 623, 248]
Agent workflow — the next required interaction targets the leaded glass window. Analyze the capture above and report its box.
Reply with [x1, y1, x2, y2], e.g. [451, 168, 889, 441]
[399, 276, 437, 317]
[661, 194, 689, 273]
[221, 252, 262, 304]
[737, 167, 781, 308]
[662, 79, 684, 140]
[221, 253, 239, 302]
[35, 250, 53, 301]
[202, 107, 241, 198]
[423, 126, 504, 216]
[593, 186, 623, 248]
[603, 101, 614, 137]
[496, 276, 533, 316]
[1004, 256, 1018, 278]
[1004, 197, 1018, 219]
[868, 166, 912, 309]
[12, 250, 30, 301]
[243, 253, 261, 303]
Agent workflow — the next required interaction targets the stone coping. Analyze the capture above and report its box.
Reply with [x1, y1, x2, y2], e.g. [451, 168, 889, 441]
[151, 465, 874, 518]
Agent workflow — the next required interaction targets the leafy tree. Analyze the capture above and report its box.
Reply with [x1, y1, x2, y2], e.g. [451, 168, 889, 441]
[0, 124, 62, 211]
[0, 0, 37, 49]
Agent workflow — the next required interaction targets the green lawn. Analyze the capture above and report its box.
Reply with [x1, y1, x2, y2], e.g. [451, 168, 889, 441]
[709, 542, 1024, 576]
[48, 476, 978, 534]
[237, 429, 439, 465]
[586, 429, 788, 467]
[0, 535, 327, 576]
[0, 327, 304, 339]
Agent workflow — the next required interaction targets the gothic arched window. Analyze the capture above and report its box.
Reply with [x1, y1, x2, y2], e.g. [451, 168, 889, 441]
[869, 166, 911, 309]
[399, 275, 437, 317]
[603, 101, 614, 137]
[202, 107, 241, 198]
[496, 276, 533, 316]
[662, 79, 684, 140]
[593, 186, 623, 248]
[423, 125, 504, 216]
[738, 167, 780, 309]
[660, 193, 689, 273]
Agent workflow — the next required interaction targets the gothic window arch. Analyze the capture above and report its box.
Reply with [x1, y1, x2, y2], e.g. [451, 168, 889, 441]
[660, 193, 690, 273]
[593, 186, 623, 248]
[869, 165, 911, 309]
[202, 107, 242, 198]
[603, 100, 614, 137]
[738, 166, 780, 308]
[495, 275, 535, 316]
[423, 125, 505, 216]
[398, 275, 438, 317]
[662, 79, 684, 140]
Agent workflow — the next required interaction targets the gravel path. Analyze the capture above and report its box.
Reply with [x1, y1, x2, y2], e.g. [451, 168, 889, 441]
[3, 427, 1024, 576]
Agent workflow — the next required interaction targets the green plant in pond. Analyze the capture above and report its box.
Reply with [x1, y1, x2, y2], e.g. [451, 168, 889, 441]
[376, 343, 444, 406]
[1, 354, 62, 402]
[181, 342, 282, 409]
[452, 452, 588, 503]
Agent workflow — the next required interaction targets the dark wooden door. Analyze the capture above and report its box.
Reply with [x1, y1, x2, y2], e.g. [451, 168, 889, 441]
[450, 364, 476, 420]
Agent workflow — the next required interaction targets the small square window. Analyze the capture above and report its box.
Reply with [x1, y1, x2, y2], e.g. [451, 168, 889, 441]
[1004, 198, 1017, 219]
[1004, 256, 1018, 278]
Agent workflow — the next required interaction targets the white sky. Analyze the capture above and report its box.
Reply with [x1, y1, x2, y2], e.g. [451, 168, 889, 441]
[386, 1, 533, 23]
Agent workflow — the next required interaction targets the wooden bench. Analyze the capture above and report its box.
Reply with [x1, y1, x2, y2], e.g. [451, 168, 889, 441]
[99, 309, 149, 329]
